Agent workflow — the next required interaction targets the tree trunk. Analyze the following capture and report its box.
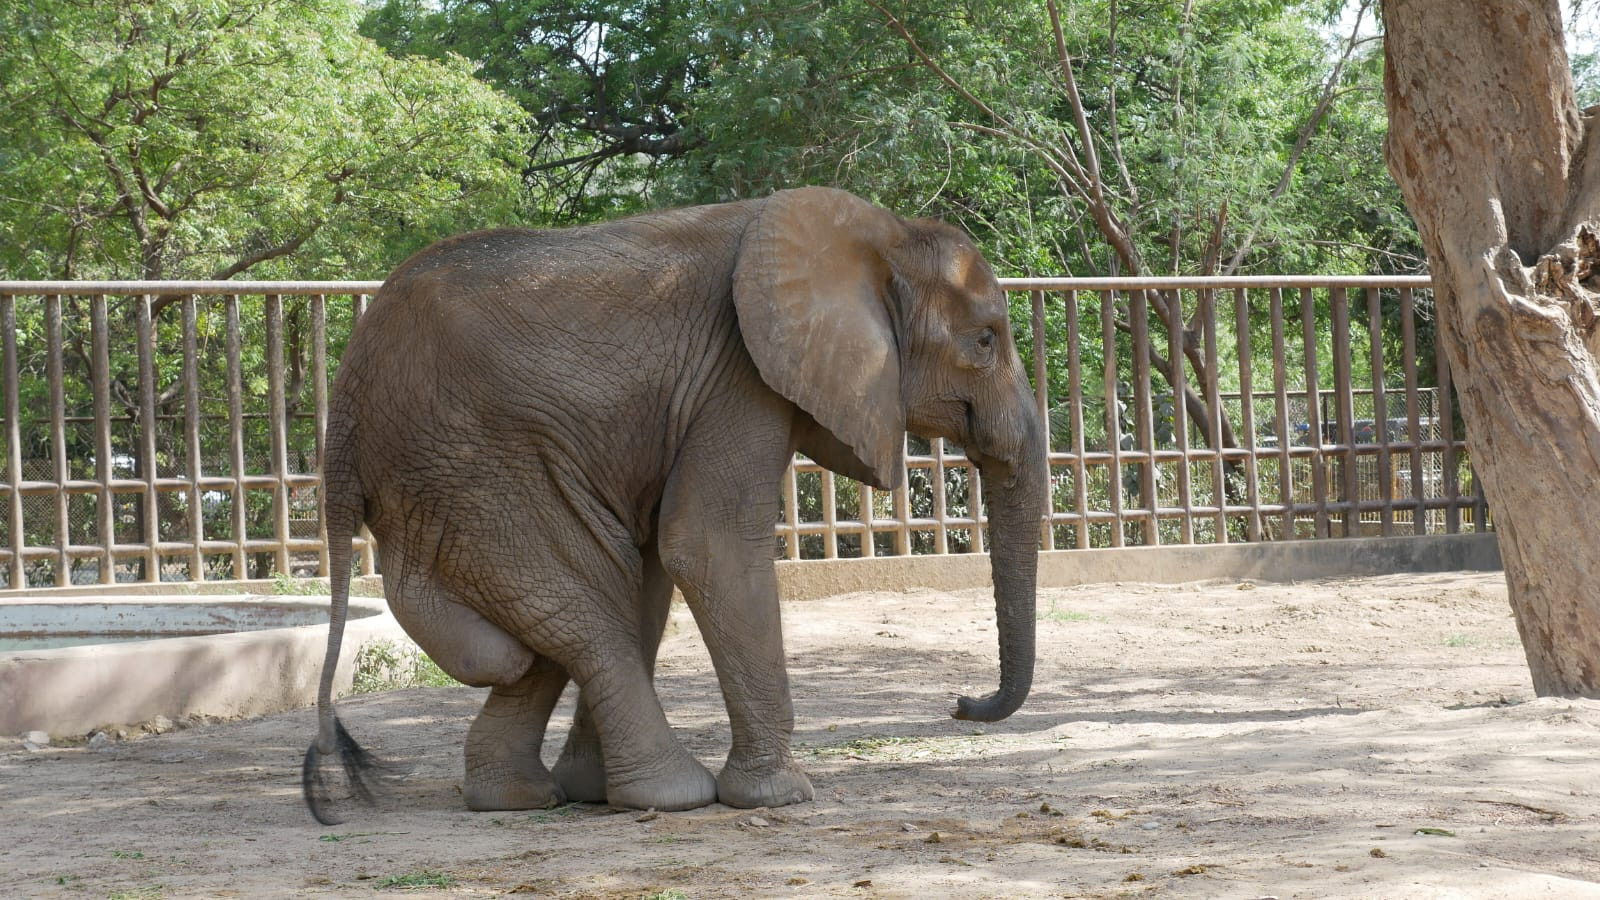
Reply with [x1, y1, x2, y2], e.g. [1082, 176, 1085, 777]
[1382, 0, 1600, 696]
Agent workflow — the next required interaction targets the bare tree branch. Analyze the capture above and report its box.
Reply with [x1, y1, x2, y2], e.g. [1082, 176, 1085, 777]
[1104, 0, 1138, 203]
[863, 0, 1019, 131]
[207, 226, 319, 282]
[951, 122, 1090, 198]
[1223, 0, 1373, 275]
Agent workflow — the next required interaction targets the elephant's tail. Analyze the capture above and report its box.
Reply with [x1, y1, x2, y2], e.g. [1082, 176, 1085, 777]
[302, 409, 385, 825]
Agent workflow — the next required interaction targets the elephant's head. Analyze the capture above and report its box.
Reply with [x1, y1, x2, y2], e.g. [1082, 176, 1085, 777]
[733, 186, 1048, 723]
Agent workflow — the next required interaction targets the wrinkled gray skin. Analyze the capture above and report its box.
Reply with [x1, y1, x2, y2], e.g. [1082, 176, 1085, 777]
[303, 187, 1046, 823]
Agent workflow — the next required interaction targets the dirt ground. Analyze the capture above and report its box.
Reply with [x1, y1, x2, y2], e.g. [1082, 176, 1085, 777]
[5, 570, 1600, 899]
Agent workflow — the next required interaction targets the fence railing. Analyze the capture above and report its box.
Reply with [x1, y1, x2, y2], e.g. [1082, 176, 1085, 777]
[0, 276, 1485, 588]
[781, 276, 1486, 560]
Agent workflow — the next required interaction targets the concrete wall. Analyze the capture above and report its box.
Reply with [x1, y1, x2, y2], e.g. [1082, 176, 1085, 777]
[774, 533, 1501, 600]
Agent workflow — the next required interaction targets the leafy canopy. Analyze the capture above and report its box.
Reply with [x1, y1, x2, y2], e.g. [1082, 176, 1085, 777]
[362, 0, 709, 222]
[0, 0, 529, 280]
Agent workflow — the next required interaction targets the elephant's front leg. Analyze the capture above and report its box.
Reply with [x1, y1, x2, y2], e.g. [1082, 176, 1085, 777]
[657, 429, 815, 809]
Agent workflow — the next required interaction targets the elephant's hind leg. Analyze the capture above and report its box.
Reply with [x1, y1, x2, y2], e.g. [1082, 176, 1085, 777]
[554, 583, 716, 811]
[445, 484, 713, 812]
[552, 540, 677, 803]
[463, 658, 571, 811]
[383, 554, 567, 810]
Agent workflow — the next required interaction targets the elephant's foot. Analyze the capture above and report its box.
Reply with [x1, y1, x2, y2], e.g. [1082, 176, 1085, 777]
[463, 760, 566, 812]
[605, 748, 717, 812]
[551, 735, 608, 804]
[716, 754, 814, 809]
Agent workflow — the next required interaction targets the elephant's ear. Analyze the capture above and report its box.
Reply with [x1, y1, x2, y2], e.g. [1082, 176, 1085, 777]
[733, 187, 908, 490]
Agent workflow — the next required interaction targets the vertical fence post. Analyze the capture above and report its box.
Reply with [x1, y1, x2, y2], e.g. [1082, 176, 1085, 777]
[265, 294, 292, 576]
[858, 482, 876, 558]
[1367, 287, 1394, 537]
[4, 295, 24, 588]
[930, 439, 949, 554]
[91, 295, 114, 584]
[226, 296, 249, 578]
[48, 296, 69, 585]
[1030, 290, 1053, 550]
[1400, 288, 1426, 535]
[894, 436, 912, 555]
[183, 296, 205, 580]
[1299, 288, 1329, 538]
[1130, 291, 1158, 545]
[1066, 291, 1089, 549]
[1269, 288, 1294, 539]
[136, 294, 161, 581]
[1330, 287, 1358, 538]
[1200, 288, 1226, 543]
[1100, 291, 1125, 548]
[1232, 288, 1262, 542]
[970, 453, 986, 552]
[1167, 290, 1194, 544]
[821, 469, 838, 559]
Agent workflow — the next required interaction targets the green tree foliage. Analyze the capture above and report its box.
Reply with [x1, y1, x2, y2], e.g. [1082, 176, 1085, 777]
[361, 0, 708, 222]
[351, 1, 1425, 278]
[664, 0, 1418, 279]
[1571, 6, 1600, 106]
[0, 0, 528, 280]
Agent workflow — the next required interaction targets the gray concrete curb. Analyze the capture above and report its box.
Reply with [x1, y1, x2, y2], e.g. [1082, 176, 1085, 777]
[775, 533, 1501, 600]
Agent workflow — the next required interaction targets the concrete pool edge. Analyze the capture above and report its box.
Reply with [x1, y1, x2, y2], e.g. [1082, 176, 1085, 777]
[0, 595, 405, 737]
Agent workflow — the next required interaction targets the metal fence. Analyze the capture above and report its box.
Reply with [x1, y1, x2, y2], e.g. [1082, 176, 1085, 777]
[0, 276, 1484, 588]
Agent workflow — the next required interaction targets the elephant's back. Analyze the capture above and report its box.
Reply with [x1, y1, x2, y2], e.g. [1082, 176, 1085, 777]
[331, 206, 762, 533]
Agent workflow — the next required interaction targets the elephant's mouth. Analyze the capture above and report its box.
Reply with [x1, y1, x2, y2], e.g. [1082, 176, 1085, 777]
[964, 403, 1024, 489]
[961, 403, 985, 461]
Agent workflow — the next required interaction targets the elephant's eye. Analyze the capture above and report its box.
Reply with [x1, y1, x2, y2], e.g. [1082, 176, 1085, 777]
[972, 328, 997, 366]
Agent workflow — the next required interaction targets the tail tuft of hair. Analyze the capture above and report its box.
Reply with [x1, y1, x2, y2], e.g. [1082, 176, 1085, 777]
[302, 716, 386, 826]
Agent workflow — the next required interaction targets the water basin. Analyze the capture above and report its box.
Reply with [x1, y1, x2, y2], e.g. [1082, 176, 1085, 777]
[1, 601, 337, 651]
[1, 594, 404, 737]
[2, 634, 204, 651]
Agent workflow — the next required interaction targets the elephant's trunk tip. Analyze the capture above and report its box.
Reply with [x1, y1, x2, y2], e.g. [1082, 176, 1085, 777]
[950, 682, 1031, 723]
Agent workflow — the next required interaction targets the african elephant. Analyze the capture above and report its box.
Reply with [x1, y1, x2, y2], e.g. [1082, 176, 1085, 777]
[302, 186, 1046, 824]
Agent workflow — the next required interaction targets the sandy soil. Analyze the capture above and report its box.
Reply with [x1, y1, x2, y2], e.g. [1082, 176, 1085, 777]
[5, 570, 1599, 899]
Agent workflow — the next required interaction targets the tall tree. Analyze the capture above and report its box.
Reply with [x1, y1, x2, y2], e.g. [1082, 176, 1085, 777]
[361, 0, 707, 222]
[1381, 0, 1600, 695]
[831, 1, 1394, 470]
[0, 0, 528, 280]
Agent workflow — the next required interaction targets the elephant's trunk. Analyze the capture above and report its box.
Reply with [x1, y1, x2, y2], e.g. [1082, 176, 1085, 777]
[953, 388, 1047, 723]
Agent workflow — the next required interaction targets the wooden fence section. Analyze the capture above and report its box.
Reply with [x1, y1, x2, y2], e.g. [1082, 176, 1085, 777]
[0, 283, 382, 588]
[0, 277, 1486, 588]
[782, 276, 1488, 560]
